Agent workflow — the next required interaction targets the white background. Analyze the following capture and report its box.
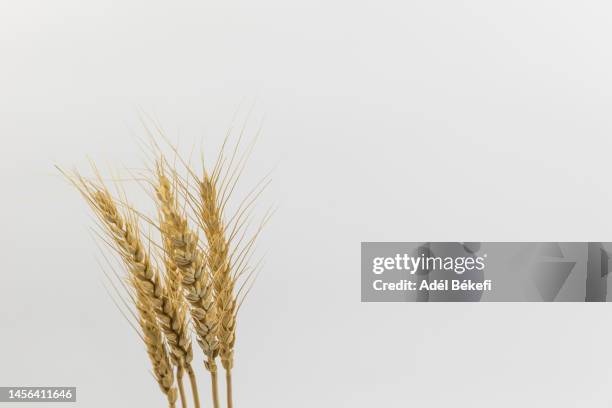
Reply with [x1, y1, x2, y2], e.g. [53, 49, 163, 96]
[2, 0, 612, 406]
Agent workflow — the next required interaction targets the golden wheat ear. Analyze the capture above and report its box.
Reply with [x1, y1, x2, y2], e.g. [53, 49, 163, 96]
[197, 168, 237, 408]
[59, 167, 178, 407]
[184, 124, 271, 408]
[153, 158, 221, 408]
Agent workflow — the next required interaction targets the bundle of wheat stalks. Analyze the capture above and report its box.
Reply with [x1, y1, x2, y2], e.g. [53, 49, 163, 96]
[59, 135, 269, 408]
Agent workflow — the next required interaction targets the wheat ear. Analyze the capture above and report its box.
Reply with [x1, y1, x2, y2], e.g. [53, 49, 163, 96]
[199, 171, 237, 408]
[155, 164, 221, 408]
[70, 176, 178, 407]
[99, 195, 191, 374]
[94, 191, 191, 404]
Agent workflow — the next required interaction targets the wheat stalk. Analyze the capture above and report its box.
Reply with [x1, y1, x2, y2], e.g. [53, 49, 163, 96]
[154, 163, 221, 408]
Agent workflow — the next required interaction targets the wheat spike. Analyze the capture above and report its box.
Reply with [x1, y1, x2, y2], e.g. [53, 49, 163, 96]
[86, 187, 178, 405]
[64, 171, 180, 407]
[200, 172, 236, 372]
[92, 187, 192, 370]
[155, 164, 221, 408]
[199, 168, 238, 408]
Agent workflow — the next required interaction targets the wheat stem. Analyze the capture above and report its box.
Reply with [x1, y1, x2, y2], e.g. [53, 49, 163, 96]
[176, 365, 187, 408]
[209, 359, 221, 408]
[185, 363, 201, 408]
[225, 369, 233, 408]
